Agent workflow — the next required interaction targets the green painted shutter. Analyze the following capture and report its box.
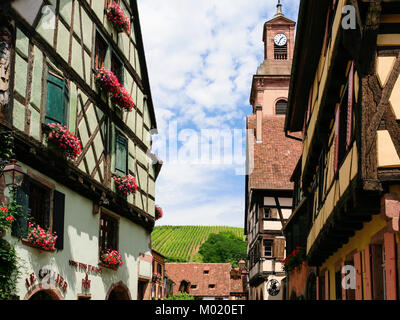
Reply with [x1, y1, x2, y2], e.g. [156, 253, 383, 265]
[45, 74, 67, 125]
[53, 190, 65, 250]
[11, 176, 30, 238]
[115, 133, 128, 175]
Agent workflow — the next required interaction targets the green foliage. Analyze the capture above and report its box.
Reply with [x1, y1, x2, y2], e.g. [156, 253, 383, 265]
[0, 239, 18, 300]
[283, 247, 306, 273]
[166, 256, 187, 263]
[151, 226, 245, 263]
[0, 132, 14, 161]
[198, 232, 247, 268]
[163, 292, 195, 300]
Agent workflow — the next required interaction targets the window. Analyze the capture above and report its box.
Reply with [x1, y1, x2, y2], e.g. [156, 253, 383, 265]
[45, 73, 69, 125]
[29, 180, 51, 229]
[208, 284, 215, 289]
[263, 240, 273, 257]
[323, 0, 338, 56]
[99, 212, 119, 252]
[12, 177, 66, 250]
[275, 100, 288, 115]
[274, 43, 287, 60]
[190, 284, 197, 289]
[111, 52, 123, 84]
[115, 132, 128, 175]
[203, 270, 209, 275]
[334, 62, 354, 173]
[335, 269, 342, 300]
[264, 208, 271, 219]
[95, 32, 108, 70]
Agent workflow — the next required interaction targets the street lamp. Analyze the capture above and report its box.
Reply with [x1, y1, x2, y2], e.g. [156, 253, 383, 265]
[2, 159, 25, 188]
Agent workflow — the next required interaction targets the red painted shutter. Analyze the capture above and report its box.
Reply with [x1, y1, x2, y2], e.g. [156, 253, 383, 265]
[363, 245, 372, 300]
[334, 106, 340, 174]
[384, 232, 397, 300]
[346, 62, 354, 149]
[353, 251, 363, 300]
[316, 276, 320, 300]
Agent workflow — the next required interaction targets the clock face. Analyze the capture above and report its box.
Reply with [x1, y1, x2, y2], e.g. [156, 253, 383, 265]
[274, 33, 287, 46]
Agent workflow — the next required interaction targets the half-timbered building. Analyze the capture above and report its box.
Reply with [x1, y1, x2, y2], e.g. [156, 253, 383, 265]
[284, 0, 400, 300]
[0, 0, 161, 300]
[245, 2, 302, 301]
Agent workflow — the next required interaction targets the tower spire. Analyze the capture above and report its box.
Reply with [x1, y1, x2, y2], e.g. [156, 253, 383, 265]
[275, 0, 284, 17]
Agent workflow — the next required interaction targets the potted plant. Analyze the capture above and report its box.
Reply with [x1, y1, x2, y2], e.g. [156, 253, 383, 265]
[47, 123, 82, 161]
[100, 249, 124, 270]
[112, 173, 138, 196]
[26, 222, 57, 252]
[111, 85, 136, 112]
[155, 206, 163, 221]
[106, 2, 131, 35]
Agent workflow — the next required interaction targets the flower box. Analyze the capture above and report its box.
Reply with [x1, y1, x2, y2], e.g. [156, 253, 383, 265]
[283, 246, 306, 273]
[26, 222, 57, 252]
[99, 249, 124, 270]
[112, 173, 138, 196]
[47, 123, 82, 161]
[106, 2, 131, 35]
[95, 68, 135, 112]
[155, 206, 163, 221]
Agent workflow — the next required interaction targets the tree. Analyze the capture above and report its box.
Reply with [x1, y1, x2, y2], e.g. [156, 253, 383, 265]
[198, 232, 247, 267]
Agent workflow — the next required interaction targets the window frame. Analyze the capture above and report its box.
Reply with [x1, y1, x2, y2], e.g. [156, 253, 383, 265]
[111, 51, 124, 85]
[263, 239, 273, 258]
[98, 210, 120, 254]
[94, 30, 109, 71]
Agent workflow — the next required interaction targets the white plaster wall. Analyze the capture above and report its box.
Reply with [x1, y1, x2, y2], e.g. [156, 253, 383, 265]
[4, 163, 152, 300]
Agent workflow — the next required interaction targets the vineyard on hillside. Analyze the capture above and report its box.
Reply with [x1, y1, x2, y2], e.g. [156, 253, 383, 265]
[151, 226, 246, 262]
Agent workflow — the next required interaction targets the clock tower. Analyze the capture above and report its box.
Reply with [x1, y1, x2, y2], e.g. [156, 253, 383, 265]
[249, 0, 296, 135]
[245, 2, 302, 301]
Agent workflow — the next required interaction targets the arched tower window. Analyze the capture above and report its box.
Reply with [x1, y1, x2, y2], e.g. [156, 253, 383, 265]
[275, 99, 288, 115]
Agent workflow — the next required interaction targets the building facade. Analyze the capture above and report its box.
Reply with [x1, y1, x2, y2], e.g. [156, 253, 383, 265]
[0, 0, 161, 300]
[245, 3, 302, 301]
[165, 263, 247, 300]
[284, 0, 400, 300]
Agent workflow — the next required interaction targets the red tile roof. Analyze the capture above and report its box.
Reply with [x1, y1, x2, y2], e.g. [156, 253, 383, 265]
[247, 115, 302, 190]
[165, 263, 245, 297]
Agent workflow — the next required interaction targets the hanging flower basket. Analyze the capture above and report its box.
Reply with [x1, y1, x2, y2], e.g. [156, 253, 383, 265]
[95, 68, 135, 112]
[155, 206, 163, 221]
[106, 2, 131, 35]
[27, 222, 57, 252]
[152, 273, 162, 283]
[112, 173, 138, 196]
[48, 123, 82, 161]
[100, 249, 124, 270]
[282, 246, 306, 273]
[0, 205, 15, 235]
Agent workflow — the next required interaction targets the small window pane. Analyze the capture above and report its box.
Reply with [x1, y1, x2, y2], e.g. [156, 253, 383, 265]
[115, 133, 128, 175]
[276, 100, 287, 115]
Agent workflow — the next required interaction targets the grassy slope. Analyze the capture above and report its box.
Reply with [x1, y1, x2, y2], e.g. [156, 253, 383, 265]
[151, 225, 246, 262]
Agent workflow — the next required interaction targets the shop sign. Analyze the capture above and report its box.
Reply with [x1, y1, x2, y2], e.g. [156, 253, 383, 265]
[25, 266, 68, 293]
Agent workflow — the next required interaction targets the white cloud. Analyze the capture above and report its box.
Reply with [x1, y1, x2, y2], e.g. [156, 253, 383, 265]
[138, 0, 300, 227]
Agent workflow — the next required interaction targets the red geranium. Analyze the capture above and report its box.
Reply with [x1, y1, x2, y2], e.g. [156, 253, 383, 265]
[0, 205, 15, 231]
[106, 2, 131, 35]
[155, 206, 163, 221]
[112, 173, 138, 196]
[27, 222, 58, 252]
[100, 249, 124, 270]
[48, 123, 82, 160]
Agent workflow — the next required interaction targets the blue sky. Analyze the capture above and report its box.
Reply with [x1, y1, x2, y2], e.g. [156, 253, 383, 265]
[138, 1, 300, 228]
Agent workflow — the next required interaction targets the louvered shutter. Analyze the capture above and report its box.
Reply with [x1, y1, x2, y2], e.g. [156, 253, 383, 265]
[353, 251, 363, 300]
[45, 74, 66, 125]
[334, 106, 340, 174]
[325, 269, 330, 300]
[11, 176, 30, 238]
[346, 62, 354, 149]
[115, 133, 128, 175]
[53, 190, 65, 250]
[273, 238, 285, 260]
[363, 245, 372, 300]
